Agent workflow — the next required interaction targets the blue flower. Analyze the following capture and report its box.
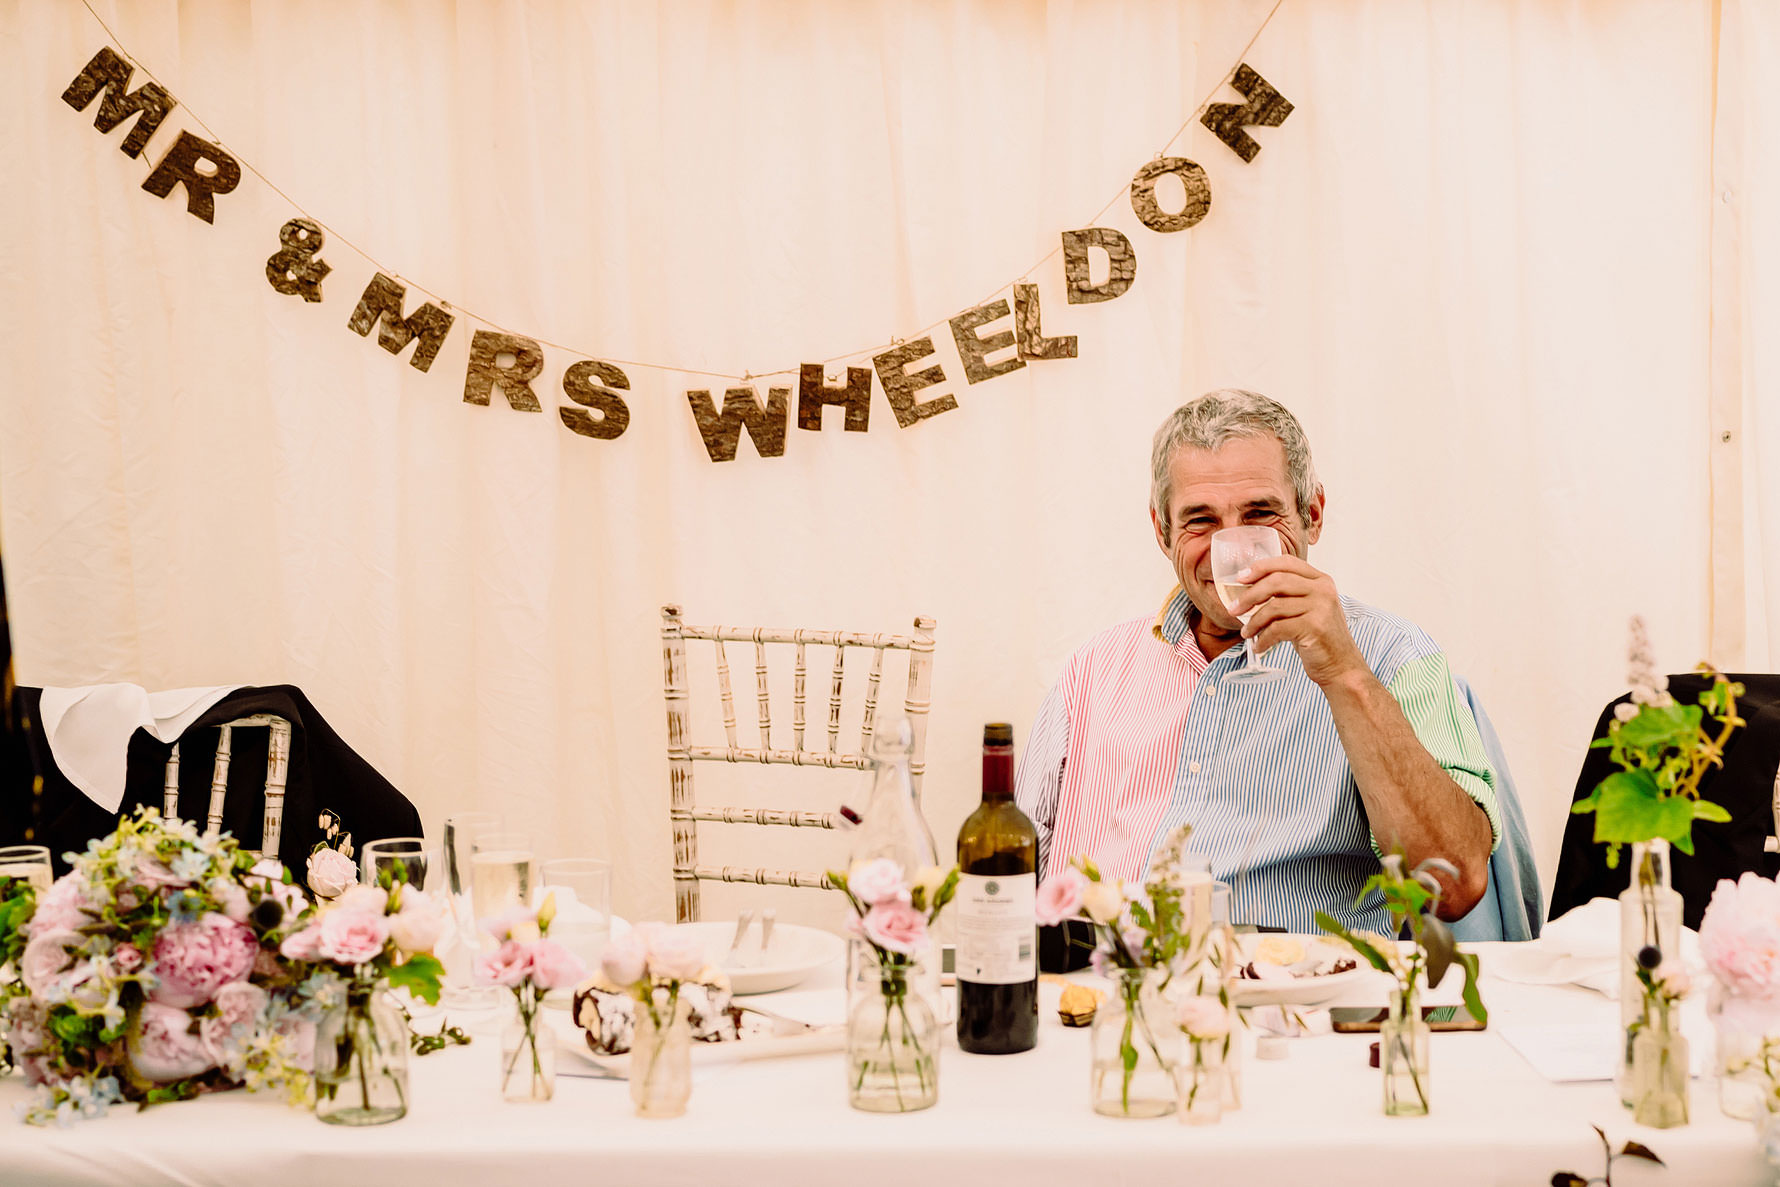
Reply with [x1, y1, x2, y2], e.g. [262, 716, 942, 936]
[167, 889, 204, 925]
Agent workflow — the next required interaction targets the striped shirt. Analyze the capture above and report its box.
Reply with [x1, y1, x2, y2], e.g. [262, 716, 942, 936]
[1015, 586, 1501, 933]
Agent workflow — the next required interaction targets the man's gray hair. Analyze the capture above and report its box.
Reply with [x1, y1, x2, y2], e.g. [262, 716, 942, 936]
[1150, 389, 1321, 537]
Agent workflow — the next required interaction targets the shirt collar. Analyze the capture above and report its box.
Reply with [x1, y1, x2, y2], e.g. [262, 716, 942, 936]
[1152, 585, 1194, 646]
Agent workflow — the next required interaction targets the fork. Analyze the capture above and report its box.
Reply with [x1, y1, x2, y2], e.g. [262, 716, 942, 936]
[729, 909, 755, 956]
[759, 908, 777, 953]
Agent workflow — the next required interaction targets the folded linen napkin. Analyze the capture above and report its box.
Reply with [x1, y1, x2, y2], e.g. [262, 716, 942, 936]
[1490, 896, 1701, 998]
[39, 683, 241, 812]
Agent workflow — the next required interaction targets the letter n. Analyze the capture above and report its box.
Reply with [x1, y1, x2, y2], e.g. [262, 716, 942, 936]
[61, 47, 176, 158]
[347, 273, 455, 373]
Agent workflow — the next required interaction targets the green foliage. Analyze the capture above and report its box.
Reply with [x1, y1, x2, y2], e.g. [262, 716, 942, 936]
[1551, 1126, 1664, 1186]
[1317, 856, 1487, 1025]
[48, 1007, 106, 1050]
[387, 953, 445, 1006]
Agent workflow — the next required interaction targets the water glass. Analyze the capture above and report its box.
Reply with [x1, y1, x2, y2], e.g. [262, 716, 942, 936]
[440, 813, 502, 1006]
[0, 845, 53, 891]
[541, 858, 611, 1005]
[470, 831, 538, 925]
[360, 837, 440, 891]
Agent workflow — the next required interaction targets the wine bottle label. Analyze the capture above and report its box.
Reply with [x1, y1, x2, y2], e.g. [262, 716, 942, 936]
[955, 873, 1036, 984]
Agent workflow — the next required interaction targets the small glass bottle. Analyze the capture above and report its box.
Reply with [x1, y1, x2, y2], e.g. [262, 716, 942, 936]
[1380, 983, 1430, 1117]
[845, 718, 941, 1013]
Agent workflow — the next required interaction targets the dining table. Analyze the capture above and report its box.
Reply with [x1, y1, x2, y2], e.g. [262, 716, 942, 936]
[1, 940, 1773, 1187]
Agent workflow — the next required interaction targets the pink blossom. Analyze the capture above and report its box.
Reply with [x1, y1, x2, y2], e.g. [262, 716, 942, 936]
[127, 852, 191, 892]
[600, 930, 649, 987]
[305, 848, 357, 900]
[645, 927, 707, 981]
[476, 940, 533, 988]
[1699, 873, 1780, 1003]
[199, 981, 269, 1067]
[113, 943, 143, 973]
[208, 878, 251, 924]
[847, 858, 909, 908]
[525, 939, 588, 991]
[280, 925, 324, 962]
[333, 884, 389, 915]
[314, 908, 391, 966]
[1176, 994, 1231, 1039]
[26, 873, 96, 938]
[128, 1002, 216, 1082]
[1035, 867, 1090, 926]
[19, 929, 83, 996]
[388, 888, 448, 954]
[860, 901, 929, 956]
[148, 914, 259, 1008]
[481, 905, 542, 944]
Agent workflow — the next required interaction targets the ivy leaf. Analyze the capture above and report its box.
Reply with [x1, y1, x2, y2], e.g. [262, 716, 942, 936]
[1421, 914, 1455, 988]
[1615, 703, 1701, 751]
[1618, 1140, 1665, 1166]
[387, 953, 445, 1006]
[1592, 772, 1693, 846]
[1692, 800, 1732, 823]
[1455, 950, 1488, 1024]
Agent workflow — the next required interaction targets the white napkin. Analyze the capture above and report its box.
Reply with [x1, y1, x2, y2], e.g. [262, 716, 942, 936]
[39, 683, 241, 812]
[1491, 897, 1701, 999]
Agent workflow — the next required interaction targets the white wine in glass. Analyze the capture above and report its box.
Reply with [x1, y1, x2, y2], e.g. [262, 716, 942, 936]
[1209, 525, 1285, 683]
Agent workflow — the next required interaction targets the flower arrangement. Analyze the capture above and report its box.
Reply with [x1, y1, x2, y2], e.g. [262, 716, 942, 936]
[829, 858, 958, 1113]
[0, 808, 315, 1126]
[599, 922, 724, 1116]
[476, 893, 586, 1101]
[1570, 617, 1742, 868]
[1036, 826, 1221, 1118]
[1698, 873, 1780, 1117]
[1316, 853, 1486, 1116]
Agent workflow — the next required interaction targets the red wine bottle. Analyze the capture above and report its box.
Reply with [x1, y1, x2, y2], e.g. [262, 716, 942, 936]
[955, 722, 1038, 1054]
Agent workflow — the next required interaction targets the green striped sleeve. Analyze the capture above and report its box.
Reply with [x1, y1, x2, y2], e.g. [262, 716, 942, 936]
[1380, 651, 1502, 855]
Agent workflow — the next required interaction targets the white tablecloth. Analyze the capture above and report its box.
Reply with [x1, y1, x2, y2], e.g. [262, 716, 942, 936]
[1, 944, 1771, 1187]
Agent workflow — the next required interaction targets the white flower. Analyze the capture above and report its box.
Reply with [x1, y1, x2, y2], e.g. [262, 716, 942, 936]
[305, 849, 357, 900]
[388, 888, 448, 954]
[1081, 881, 1126, 925]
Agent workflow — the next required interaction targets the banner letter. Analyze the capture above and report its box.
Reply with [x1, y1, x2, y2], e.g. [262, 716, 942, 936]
[796, 364, 871, 431]
[61, 47, 175, 158]
[1129, 158, 1211, 233]
[1200, 64, 1293, 163]
[688, 386, 790, 461]
[140, 131, 240, 224]
[950, 299, 1025, 384]
[560, 360, 631, 440]
[1012, 285, 1077, 361]
[872, 338, 957, 428]
[346, 273, 455, 372]
[463, 331, 544, 411]
[265, 219, 331, 302]
[1060, 228, 1136, 305]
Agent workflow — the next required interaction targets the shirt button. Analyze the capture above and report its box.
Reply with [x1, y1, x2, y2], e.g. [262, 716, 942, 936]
[1205, 683, 1217, 696]
[1188, 761, 1201, 774]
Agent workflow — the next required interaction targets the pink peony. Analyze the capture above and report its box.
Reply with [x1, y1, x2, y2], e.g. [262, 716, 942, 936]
[305, 848, 358, 900]
[148, 914, 259, 1008]
[333, 884, 389, 915]
[645, 927, 707, 981]
[208, 878, 251, 924]
[128, 1002, 216, 1082]
[26, 873, 97, 938]
[600, 930, 649, 987]
[1699, 873, 1780, 1003]
[314, 908, 391, 966]
[476, 940, 533, 988]
[526, 939, 588, 991]
[847, 858, 909, 908]
[1176, 994, 1231, 1039]
[199, 981, 269, 1067]
[1035, 867, 1090, 926]
[859, 901, 929, 956]
[388, 888, 448, 954]
[280, 925, 324, 962]
[113, 943, 143, 974]
[19, 929, 84, 996]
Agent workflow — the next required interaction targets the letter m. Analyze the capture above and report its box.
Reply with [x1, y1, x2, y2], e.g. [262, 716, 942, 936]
[62, 47, 177, 159]
[347, 273, 456, 373]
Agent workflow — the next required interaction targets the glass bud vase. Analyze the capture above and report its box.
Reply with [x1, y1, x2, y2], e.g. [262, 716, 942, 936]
[1630, 1006, 1690, 1128]
[500, 990, 556, 1102]
[1176, 1035, 1226, 1125]
[631, 992, 693, 1118]
[314, 984, 409, 1126]
[846, 957, 939, 1113]
[1618, 839, 1684, 1105]
[1091, 967, 1180, 1118]
[1714, 996, 1780, 1121]
[1380, 984, 1431, 1117]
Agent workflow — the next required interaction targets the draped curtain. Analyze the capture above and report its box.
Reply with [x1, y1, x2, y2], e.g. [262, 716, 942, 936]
[0, 0, 1761, 921]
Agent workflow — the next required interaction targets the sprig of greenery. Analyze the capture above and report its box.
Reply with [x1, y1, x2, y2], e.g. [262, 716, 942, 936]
[1551, 1126, 1664, 1186]
[1571, 656, 1742, 868]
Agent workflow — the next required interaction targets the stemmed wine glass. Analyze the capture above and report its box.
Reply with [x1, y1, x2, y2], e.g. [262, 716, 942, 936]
[1209, 525, 1285, 683]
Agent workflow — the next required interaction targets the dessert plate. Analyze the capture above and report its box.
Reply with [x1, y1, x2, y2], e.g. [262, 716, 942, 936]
[1230, 932, 1368, 1008]
[679, 920, 845, 995]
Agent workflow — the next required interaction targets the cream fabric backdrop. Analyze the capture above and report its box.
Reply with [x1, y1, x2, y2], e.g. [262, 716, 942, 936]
[0, 0, 1753, 924]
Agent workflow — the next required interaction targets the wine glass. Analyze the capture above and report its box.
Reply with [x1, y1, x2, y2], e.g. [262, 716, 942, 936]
[540, 858, 611, 1007]
[469, 831, 538, 926]
[440, 812, 501, 1006]
[360, 837, 440, 891]
[0, 845, 53, 891]
[1209, 525, 1285, 683]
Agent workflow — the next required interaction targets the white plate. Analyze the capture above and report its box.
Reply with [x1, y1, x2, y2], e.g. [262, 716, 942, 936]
[677, 920, 845, 995]
[1230, 933, 1368, 1008]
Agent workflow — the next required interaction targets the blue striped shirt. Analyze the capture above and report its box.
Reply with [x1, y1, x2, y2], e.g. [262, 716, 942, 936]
[1017, 588, 1500, 933]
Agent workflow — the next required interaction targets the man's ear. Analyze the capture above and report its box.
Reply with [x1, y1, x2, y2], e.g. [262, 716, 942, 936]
[1303, 486, 1326, 546]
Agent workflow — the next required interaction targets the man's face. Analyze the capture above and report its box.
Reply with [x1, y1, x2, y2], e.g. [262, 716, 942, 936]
[1150, 434, 1324, 632]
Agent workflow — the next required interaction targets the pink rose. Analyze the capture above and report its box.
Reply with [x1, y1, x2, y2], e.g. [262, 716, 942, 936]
[200, 981, 269, 1068]
[19, 929, 83, 996]
[475, 940, 532, 988]
[526, 939, 588, 992]
[333, 884, 389, 916]
[481, 905, 542, 944]
[848, 858, 909, 908]
[315, 908, 391, 966]
[113, 943, 144, 974]
[600, 930, 649, 987]
[26, 873, 96, 938]
[1036, 867, 1090, 926]
[859, 901, 929, 956]
[280, 925, 325, 962]
[1699, 873, 1780, 1003]
[1176, 994, 1231, 1039]
[127, 852, 191, 892]
[388, 888, 448, 954]
[149, 914, 259, 1008]
[645, 928, 707, 981]
[128, 1002, 216, 1082]
[305, 848, 358, 900]
[209, 878, 251, 924]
